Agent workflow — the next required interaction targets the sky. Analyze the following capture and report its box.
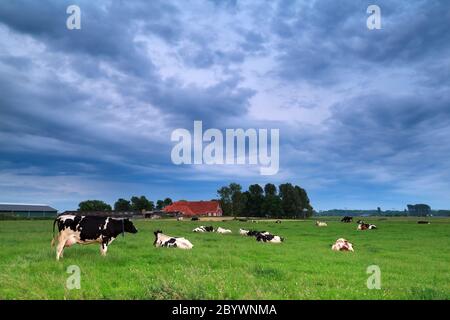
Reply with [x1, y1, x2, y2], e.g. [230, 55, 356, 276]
[0, 0, 449, 211]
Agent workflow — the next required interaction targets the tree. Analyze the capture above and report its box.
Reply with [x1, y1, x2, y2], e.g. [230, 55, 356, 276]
[156, 198, 172, 210]
[156, 200, 165, 210]
[262, 183, 283, 217]
[163, 198, 173, 206]
[294, 185, 313, 218]
[238, 191, 249, 216]
[279, 183, 294, 217]
[217, 186, 232, 216]
[218, 182, 313, 218]
[279, 183, 303, 218]
[247, 184, 264, 216]
[131, 196, 154, 212]
[217, 183, 246, 216]
[264, 183, 277, 196]
[78, 200, 111, 212]
[114, 198, 131, 211]
[228, 183, 246, 217]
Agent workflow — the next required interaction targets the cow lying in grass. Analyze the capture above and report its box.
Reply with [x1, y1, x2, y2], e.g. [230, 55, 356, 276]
[239, 229, 283, 243]
[357, 220, 377, 230]
[51, 214, 138, 260]
[239, 229, 269, 237]
[239, 228, 249, 235]
[315, 221, 327, 227]
[248, 230, 267, 237]
[256, 233, 284, 243]
[193, 225, 214, 232]
[216, 227, 232, 234]
[417, 221, 430, 224]
[332, 238, 354, 252]
[153, 230, 193, 249]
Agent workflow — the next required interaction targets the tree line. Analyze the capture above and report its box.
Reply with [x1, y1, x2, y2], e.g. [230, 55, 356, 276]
[78, 196, 173, 212]
[217, 183, 313, 218]
[76, 182, 313, 218]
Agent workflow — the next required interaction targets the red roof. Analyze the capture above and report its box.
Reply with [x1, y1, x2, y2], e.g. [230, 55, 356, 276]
[163, 201, 222, 216]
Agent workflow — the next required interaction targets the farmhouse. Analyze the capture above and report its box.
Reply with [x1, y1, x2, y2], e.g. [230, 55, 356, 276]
[163, 200, 222, 217]
[0, 203, 57, 218]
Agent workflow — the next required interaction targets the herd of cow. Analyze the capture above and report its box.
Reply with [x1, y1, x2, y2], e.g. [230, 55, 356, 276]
[193, 225, 284, 243]
[325, 217, 378, 252]
[51, 214, 381, 260]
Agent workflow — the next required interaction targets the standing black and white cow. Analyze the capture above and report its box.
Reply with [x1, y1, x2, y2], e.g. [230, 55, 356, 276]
[341, 216, 353, 223]
[51, 214, 138, 260]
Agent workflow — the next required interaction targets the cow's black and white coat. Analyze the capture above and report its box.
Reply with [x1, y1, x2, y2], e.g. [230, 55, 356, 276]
[356, 220, 377, 230]
[242, 230, 269, 237]
[193, 225, 214, 233]
[153, 230, 193, 249]
[239, 229, 283, 243]
[256, 233, 284, 243]
[341, 216, 353, 223]
[52, 214, 138, 260]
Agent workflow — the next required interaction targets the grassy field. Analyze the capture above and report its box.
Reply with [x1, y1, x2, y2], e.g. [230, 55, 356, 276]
[0, 217, 449, 299]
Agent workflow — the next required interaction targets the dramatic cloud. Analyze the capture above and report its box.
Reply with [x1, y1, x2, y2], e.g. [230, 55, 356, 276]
[0, 0, 449, 210]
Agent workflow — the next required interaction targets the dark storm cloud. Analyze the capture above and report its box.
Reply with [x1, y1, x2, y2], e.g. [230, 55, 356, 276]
[0, 0, 254, 135]
[0, 0, 449, 210]
[325, 93, 450, 158]
[0, 0, 183, 77]
[149, 78, 254, 125]
[272, 0, 450, 83]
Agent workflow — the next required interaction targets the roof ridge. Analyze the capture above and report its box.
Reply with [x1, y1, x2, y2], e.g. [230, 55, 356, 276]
[164, 200, 221, 215]
[0, 202, 51, 206]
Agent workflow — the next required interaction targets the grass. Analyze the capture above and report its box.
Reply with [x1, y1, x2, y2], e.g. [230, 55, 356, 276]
[0, 217, 449, 299]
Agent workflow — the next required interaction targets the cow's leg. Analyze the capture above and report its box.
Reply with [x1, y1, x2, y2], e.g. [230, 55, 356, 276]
[100, 241, 108, 256]
[56, 234, 66, 261]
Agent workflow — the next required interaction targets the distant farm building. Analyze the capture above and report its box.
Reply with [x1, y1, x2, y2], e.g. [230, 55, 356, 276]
[163, 200, 223, 217]
[0, 203, 57, 218]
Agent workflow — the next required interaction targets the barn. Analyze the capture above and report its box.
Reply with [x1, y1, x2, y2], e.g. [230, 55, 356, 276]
[0, 203, 58, 218]
[163, 200, 223, 217]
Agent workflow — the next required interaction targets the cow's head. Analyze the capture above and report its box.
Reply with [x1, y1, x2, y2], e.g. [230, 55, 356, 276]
[124, 219, 138, 234]
[153, 230, 163, 246]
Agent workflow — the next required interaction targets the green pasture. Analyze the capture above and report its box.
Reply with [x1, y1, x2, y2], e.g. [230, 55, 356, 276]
[0, 217, 448, 299]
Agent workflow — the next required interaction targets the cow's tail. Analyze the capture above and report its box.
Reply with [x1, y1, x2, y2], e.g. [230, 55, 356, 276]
[51, 218, 58, 247]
